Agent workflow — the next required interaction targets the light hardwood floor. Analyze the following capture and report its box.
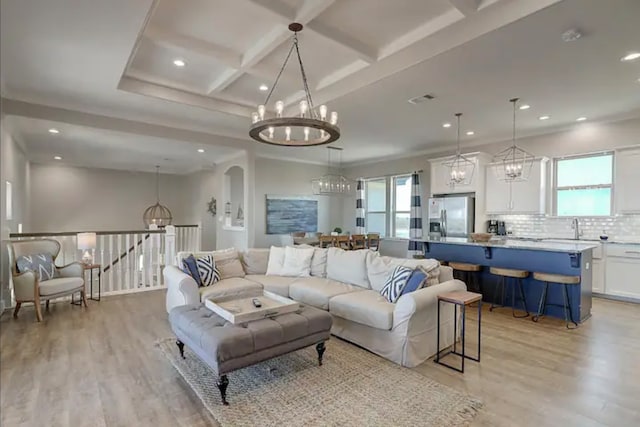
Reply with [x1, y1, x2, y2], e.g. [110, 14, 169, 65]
[1, 291, 639, 427]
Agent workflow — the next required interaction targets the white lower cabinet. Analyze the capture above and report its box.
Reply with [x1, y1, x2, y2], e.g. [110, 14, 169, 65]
[592, 258, 605, 294]
[604, 245, 640, 300]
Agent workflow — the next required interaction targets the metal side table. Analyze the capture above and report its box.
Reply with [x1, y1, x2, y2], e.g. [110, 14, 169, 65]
[435, 290, 482, 373]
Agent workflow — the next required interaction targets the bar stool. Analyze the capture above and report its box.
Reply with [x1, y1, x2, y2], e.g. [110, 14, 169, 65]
[489, 267, 529, 318]
[532, 272, 580, 329]
[448, 262, 482, 295]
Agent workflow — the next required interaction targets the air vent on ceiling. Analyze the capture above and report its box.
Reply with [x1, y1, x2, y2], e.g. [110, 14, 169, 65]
[408, 93, 436, 104]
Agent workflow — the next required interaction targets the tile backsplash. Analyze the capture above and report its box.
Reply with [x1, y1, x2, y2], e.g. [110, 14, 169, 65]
[487, 214, 640, 242]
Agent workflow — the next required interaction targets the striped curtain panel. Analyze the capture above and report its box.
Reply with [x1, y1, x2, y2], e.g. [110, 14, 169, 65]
[407, 172, 423, 256]
[355, 179, 365, 234]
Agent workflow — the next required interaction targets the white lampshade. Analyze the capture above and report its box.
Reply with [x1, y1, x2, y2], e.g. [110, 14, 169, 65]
[77, 232, 97, 250]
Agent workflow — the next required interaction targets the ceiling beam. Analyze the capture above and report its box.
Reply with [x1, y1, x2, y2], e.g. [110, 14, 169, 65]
[448, 0, 481, 17]
[1, 98, 255, 151]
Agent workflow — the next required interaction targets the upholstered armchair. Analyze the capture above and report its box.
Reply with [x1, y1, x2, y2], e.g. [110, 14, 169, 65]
[7, 239, 87, 322]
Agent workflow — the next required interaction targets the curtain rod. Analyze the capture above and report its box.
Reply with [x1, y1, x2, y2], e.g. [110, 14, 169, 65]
[358, 169, 424, 180]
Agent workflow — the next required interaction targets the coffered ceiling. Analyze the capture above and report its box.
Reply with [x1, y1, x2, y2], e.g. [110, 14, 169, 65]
[2, 0, 640, 171]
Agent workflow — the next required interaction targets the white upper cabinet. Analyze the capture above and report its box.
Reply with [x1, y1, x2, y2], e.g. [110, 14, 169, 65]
[429, 153, 490, 195]
[615, 147, 640, 214]
[485, 158, 548, 214]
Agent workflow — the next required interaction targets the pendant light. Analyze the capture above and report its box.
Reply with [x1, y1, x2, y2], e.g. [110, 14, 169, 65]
[493, 98, 535, 182]
[443, 113, 475, 186]
[143, 165, 173, 228]
[311, 147, 355, 196]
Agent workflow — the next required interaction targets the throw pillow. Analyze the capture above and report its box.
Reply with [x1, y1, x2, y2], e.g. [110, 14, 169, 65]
[399, 269, 427, 297]
[380, 265, 413, 303]
[16, 253, 59, 281]
[280, 246, 314, 277]
[241, 249, 270, 275]
[212, 249, 245, 279]
[196, 255, 220, 287]
[310, 247, 328, 277]
[326, 248, 370, 288]
[181, 255, 202, 286]
[266, 246, 286, 276]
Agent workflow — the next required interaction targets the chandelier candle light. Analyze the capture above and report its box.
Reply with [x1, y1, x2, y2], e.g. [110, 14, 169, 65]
[312, 147, 355, 196]
[493, 98, 535, 182]
[249, 23, 340, 146]
[443, 113, 475, 186]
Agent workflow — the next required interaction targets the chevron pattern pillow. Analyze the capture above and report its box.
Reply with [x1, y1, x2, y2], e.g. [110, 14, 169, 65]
[196, 255, 220, 287]
[380, 265, 413, 303]
[16, 253, 59, 282]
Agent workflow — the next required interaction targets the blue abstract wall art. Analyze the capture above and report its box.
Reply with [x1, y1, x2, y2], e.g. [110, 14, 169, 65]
[266, 195, 318, 234]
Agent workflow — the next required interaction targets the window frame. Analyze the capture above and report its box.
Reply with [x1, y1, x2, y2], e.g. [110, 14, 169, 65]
[553, 151, 614, 217]
[364, 174, 413, 238]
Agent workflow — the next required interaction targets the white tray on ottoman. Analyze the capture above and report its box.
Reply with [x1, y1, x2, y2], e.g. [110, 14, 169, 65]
[205, 290, 302, 324]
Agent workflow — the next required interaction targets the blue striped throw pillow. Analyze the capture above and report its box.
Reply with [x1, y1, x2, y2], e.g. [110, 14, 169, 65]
[380, 265, 413, 303]
[196, 255, 220, 287]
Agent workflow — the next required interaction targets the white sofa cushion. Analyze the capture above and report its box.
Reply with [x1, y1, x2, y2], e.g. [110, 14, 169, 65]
[366, 252, 441, 291]
[266, 246, 286, 275]
[329, 289, 395, 330]
[280, 246, 314, 277]
[289, 277, 362, 310]
[199, 277, 262, 300]
[326, 248, 370, 288]
[244, 275, 298, 298]
[241, 249, 270, 275]
[310, 247, 328, 277]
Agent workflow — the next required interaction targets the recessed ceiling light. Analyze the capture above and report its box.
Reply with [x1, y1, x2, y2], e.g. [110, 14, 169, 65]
[519, 104, 531, 110]
[442, 123, 451, 128]
[48, 128, 59, 134]
[54, 156, 62, 160]
[197, 148, 205, 153]
[538, 115, 550, 120]
[466, 131, 475, 136]
[173, 59, 186, 67]
[259, 84, 268, 91]
[576, 117, 587, 122]
[621, 52, 640, 62]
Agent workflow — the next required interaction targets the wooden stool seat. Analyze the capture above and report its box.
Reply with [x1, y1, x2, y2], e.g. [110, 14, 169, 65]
[449, 262, 481, 272]
[489, 267, 529, 279]
[533, 272, 580, 285]
[438, 291, 482, 305]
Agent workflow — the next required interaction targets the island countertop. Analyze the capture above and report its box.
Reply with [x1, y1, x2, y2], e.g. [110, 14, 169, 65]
[411, 237, 598, 253]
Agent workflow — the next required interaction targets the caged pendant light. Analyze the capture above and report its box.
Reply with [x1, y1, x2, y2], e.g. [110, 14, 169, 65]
[311, 147, 355, 196]
[493, 98, 535, 182]
[143, 166, 173, 228]
[443, 113, 475, 186]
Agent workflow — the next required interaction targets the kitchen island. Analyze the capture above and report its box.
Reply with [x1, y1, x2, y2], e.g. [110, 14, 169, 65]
[412, 237, 597, 322]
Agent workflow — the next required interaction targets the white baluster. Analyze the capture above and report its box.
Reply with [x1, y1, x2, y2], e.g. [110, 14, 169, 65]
[133, 233, 139, 289]
[125, 234, 131, 291]
[108, 234, 114, 293]
[117, 234, 123, 291]
[165, 225, 176, 267]
[99, 235, 105, 291]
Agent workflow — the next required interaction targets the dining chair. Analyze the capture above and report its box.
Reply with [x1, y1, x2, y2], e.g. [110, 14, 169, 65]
[367, 233, 381, 251]
[319, 235, 335, 248]
[336, 235, 350, 250]
[351, 234, 366, 250]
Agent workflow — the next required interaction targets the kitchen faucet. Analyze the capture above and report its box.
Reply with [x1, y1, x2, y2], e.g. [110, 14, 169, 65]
[571, 217, 582, 240]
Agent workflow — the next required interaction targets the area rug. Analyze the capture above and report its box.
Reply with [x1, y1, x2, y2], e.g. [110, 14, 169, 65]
[156, 337, 482, 426]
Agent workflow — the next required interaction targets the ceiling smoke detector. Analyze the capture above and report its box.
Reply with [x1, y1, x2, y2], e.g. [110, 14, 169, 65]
[408, 93, 436, 104]
[561, 28, 582, 42]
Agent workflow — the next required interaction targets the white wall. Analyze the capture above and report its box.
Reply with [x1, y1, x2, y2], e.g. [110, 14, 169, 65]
[253, 157, 343, 248]
[1, 115, 31, 310]
[183, 169, 217, 250]
[342, 116, 640, 233]
[28, 164, 192, 232]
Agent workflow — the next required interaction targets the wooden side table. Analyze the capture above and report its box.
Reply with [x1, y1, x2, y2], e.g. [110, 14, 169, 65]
[84, 263, 102, 302]
[435, 290, 482, 373]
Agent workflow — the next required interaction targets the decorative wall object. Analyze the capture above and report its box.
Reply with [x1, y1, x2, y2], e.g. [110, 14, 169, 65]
[266, 195, 318, 234]
[207, 197, 217, 217]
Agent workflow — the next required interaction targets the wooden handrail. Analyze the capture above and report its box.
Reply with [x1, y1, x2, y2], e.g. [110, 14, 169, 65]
[9, 224, 198, 238]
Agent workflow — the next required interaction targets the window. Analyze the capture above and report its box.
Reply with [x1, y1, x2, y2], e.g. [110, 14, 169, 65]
[554, 153, 613, 216]
[365, 178, 386, 237]
[393, 175, 412, 238]
[364, 174, 413, 238]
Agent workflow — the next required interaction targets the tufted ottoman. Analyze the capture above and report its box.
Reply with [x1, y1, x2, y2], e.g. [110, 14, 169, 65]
[169, 303, 332, 405]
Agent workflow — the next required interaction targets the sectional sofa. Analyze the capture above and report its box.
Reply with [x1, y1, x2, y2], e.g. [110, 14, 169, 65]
[164, 247, 466, 368]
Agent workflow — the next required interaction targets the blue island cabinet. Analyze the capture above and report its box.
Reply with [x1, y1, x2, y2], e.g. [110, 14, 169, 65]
[417, 240, 593, 322]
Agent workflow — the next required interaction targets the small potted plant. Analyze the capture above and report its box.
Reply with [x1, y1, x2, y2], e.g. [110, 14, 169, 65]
[331, 227, 342, 236]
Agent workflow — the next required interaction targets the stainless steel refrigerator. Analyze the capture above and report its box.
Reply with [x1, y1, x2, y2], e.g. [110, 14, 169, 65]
[428, 194, 475, 238]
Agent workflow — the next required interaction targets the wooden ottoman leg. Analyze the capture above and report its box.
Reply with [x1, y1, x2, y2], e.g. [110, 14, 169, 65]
[316, 342, 326, 366]
[217, 375, 229, 406]
[176, 340, 185, 359]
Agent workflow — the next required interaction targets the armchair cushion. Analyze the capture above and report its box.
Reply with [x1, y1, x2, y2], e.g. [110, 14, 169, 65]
[58, 262, 84, 278]
[16, 253, 59, 281]
[39, 277, 84, 296]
